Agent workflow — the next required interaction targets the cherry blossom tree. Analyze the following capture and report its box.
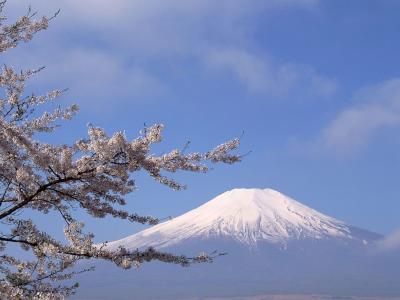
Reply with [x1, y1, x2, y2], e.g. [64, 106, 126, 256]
[0, 3, 241, 299]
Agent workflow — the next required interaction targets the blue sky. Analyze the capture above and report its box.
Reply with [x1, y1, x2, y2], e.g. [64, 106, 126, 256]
[3, 0, 400, 240]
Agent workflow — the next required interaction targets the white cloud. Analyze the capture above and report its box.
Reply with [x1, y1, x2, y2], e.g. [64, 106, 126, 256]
[205, 49, 273, 92]
[46, 49, 165, 101]
[7, 0, 320, 56]
[2, 46, 165, 110]
[19, 0, 318, 24]
[29, 0, 318, 56]
[205, 48, 336, 97]
[375, 229, 400, 253]
[4, 0, 325, 104]
[319, 78, 400, 154]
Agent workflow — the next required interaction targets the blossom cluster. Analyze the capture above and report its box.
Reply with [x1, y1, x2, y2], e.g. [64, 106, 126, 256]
[0, 2, 241, 299]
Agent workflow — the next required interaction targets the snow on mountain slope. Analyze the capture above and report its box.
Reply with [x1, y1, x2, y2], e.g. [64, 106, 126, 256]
[76, 189, 396, 299]
[106, 188, 377, 250]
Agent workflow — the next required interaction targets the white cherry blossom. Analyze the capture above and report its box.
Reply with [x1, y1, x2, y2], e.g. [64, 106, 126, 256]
[0, 2, 241, 299]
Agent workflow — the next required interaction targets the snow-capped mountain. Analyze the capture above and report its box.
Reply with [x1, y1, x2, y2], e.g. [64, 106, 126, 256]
[107, 188, 377, 250]
[74, 189, 400, 300]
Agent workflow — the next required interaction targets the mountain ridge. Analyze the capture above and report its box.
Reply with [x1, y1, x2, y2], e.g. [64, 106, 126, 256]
[106, 188, 381, 250]
[75, 188, 399, 300]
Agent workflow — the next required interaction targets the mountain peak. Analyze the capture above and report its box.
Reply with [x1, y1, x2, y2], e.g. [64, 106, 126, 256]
[106, 188, 376, 250]
[202, 188, 306, 213]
